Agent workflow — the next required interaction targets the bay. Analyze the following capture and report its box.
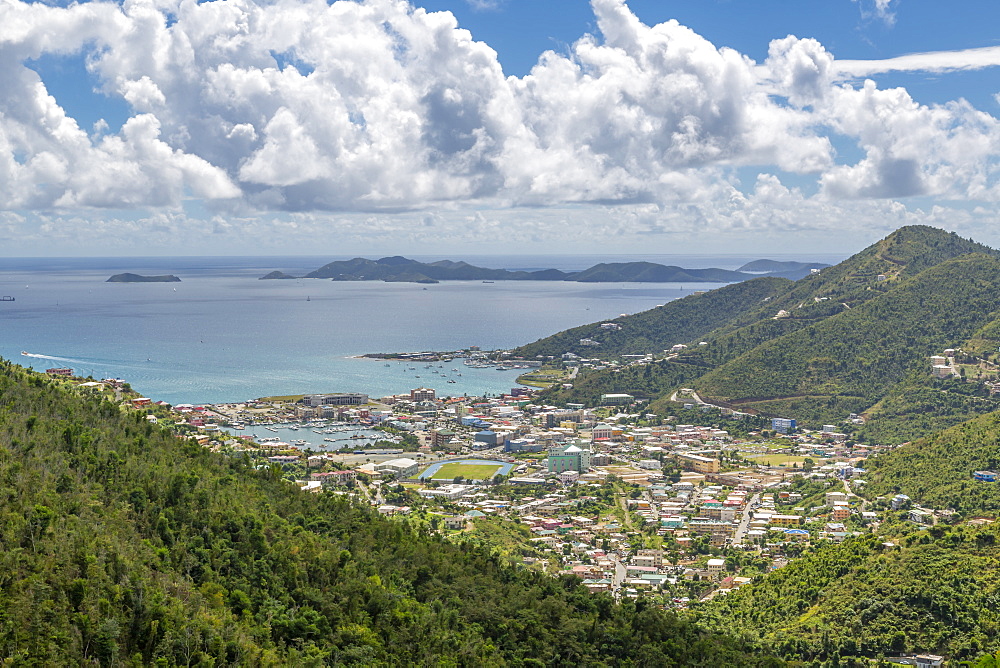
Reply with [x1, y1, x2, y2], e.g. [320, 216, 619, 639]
[0, 253, 843, 405]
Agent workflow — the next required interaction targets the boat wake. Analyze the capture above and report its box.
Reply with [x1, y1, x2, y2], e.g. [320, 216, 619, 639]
[20, 351, 170, 374]
[21, 352, 85, 364]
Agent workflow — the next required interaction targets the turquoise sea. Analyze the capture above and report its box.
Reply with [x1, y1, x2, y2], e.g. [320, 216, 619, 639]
[0, 254, 842, 405]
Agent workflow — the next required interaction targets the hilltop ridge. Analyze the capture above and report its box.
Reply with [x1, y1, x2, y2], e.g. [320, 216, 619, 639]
[519, 226, 1000, 441]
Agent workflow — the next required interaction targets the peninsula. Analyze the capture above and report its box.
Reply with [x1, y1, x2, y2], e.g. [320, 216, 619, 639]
[106, 273, 182, 283]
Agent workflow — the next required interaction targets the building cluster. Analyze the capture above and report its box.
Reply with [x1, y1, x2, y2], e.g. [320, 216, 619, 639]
[42, 364, 967, 610]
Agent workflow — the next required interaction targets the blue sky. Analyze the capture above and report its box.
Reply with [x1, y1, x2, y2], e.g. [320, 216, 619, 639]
[423, 1, 995, 77]
[3, 0, 1000, 256]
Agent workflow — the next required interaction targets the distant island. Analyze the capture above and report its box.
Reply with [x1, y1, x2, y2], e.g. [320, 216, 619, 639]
[261, 256, 828, 284]
[258, 271, 296, 280]
[106, 273, 182, 283]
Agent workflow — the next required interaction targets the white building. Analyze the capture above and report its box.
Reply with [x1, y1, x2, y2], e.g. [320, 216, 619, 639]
[373, 458, 419, 479]
[419, 484, 476, 500]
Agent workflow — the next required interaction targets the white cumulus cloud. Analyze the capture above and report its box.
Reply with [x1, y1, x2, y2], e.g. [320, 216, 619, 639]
[0, 0, 998, 247]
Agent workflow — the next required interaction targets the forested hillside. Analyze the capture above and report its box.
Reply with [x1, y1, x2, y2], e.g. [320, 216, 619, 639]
[513, 276, 791, 360]
[524, 226, 1000, 440]
[0, 360, 781, 666]
[693, 253, 1000, 423]
[700, 526, 1000, 663]
[864, 409, 1000, 514]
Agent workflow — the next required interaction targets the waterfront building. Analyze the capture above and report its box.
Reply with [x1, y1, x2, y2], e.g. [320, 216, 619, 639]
[301, 393, 368, 406]
[410, 387, 436, 402]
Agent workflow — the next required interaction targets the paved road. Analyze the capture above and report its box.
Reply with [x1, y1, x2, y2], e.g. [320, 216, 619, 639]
[669, 387, 711, 407]
[733, 492, 761, 546]
[356, 480, 378, 505]
[612, 558, 627, 599]
[842, 478, 869, 512]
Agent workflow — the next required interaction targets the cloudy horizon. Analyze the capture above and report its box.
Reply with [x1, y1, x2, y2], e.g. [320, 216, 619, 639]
[2, 0, 1000, 256]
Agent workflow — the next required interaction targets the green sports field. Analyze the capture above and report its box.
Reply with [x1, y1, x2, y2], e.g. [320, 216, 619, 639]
[742, 453, 808, 467]
[424, 462, 503, 480]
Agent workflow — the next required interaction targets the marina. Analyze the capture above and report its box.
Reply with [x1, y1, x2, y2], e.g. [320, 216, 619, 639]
[244, 420, 394, 452]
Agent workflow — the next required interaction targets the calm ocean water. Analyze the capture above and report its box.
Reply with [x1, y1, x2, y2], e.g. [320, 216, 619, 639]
[0, 254, 843, 404]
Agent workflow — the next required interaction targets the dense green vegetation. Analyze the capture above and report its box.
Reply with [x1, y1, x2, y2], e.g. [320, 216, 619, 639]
[544, 358, 704, 406]
[694, 253, 1000, 423]
[865, 410, 1000, 514]
[0, 360, 783, 666]
[514, 276, 791, 360]
[855, 374, 1000, 444]
[527, 226, 1000, 441]
[700, 524, 1000, 663]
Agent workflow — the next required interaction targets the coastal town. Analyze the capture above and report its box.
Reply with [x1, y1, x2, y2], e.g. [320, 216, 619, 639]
[38, 353, 983, 613]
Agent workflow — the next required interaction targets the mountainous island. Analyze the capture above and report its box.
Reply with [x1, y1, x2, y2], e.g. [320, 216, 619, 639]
[106, 273, 182, 283]
[260, 256, 828, 284]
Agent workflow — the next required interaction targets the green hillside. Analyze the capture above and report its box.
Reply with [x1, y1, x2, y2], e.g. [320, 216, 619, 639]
[513, 276, 792, 360]
[527, 226, 1000, 440]
[700, 526, 1000, 663]
[693, 253, 1000, 423]
[714, 224, 999, 333]
[0, 360, 781, 666]
[854, 372, 1000, 444]
[864, 410, 1000, 514]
